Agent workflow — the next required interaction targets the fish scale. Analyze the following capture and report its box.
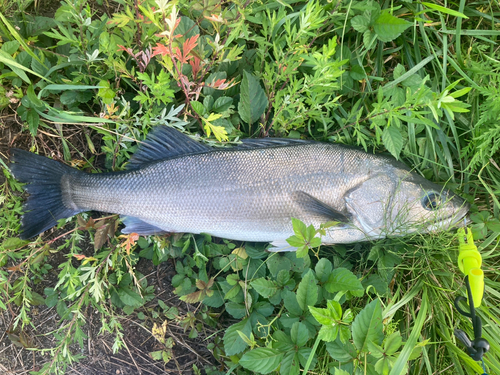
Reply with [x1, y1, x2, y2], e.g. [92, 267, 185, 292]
[9, 126, 469, 250]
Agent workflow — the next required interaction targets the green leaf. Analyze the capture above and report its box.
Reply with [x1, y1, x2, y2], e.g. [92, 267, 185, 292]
[26, 84, 44, 108]
[26, 109, 40, 136]
[223, 318, 251, 355]
[213, 96, 233, 112]
[325, 268, 363, 293]
[291, 217, 307, 238]
[374, 11, 411, 42]
[191, 101, 206, 117]
[382, 126, 404, 160]
[238, 70, 268, 124]
[290, 322, 309, 347]
[309, 306, 335, 325]
[296, 270, 318, 310]
[315, 258, 333, 283]
[60, 90, 79, 106]
[352, 299, 384, 352]
[351, 14, 370, 33]
[282, 289, 303, 316]
[203, 113, 228, 141]
[318, 324, 340, 342]
[333, 369, 351, 375]
[226, 302, 246, 319]
[422, 2, 468, 19]
[239, 347, 283, 374]
[2, 237, 28, 250]
[250, 278, 278, 298]
[117, 287, 143, 307]
[280, 351, 300, 375]
[326, 337, 357, 362]
[384, 332, 403, 355]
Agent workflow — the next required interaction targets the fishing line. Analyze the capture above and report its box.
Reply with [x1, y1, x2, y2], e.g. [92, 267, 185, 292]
[453, 223, 490, 375]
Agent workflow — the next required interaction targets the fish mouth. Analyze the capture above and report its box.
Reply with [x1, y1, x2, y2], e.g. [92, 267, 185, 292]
[424, 202, 470, 233]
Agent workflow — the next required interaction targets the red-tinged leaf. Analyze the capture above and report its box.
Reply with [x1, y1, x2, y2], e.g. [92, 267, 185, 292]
[189, 56, 202, 77]
[7, 264, 22, 272]
[205, 14, 224, 23]
[179, 291, 202, 303]
[152, 43, 170, 57]
[181, 35, 199, 62]
[73, 254, 86, 260]
[119, 233, 140, 254]
[94, 218, 117, 250]
[206, 78, 237, 90]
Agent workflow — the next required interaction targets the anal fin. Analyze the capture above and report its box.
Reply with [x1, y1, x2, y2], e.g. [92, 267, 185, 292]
[121, 216, 168, 235]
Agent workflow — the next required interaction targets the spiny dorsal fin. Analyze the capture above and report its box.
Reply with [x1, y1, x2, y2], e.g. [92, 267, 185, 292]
[293, 191, 351, 223]
[126, 126, 210, 169]
[234, 137, 315, 150]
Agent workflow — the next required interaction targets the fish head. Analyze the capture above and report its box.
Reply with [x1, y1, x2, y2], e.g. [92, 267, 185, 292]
[345, 169, 469, 238]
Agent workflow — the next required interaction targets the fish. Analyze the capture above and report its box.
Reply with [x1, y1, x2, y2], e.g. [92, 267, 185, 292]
[9, 126, 469, 251]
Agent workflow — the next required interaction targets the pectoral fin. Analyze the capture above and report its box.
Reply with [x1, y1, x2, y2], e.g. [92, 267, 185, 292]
[294, 191, 351, 223]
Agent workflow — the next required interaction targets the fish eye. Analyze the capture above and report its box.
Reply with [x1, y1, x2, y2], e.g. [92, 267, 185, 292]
[422, 192, 442, 211]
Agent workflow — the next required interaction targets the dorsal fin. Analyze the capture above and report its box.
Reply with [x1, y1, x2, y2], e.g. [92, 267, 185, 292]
[126, 126, 211, 169]
[234, 137, 315, 150]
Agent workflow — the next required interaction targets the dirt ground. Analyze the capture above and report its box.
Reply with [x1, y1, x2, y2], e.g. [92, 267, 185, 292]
[0, 115, 220, 374]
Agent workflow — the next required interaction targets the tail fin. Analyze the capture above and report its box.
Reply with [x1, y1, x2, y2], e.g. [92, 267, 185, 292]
[9, 149, 83, 239]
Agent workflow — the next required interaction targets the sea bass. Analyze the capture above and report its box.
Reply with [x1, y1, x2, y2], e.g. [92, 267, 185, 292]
[9, 126, 468, 250]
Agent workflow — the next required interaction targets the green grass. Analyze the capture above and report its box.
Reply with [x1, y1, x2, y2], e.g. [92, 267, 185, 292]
[0, 0, 500, 374]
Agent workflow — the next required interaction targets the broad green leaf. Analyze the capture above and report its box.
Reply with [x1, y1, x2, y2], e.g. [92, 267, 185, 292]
[318, 324, 339, 342]
[282, 289, 303, 316]
[190, 101, 205, 116]
[315, 258, 333, 283]
[384, 332, 403, 355]
[250, 278, 278, 298]
[351, 14, 370, 33]
[296, 270, 318, 310]
[225, 302, 246, 318]
[290, 322, 309, 347]
[117, 287, 143, 307]
[374, 11, 411, 42]
[239, 347, 283, 374]
[382, 126, 404, 160]
[213, 96, 233, 112]
[223, 318, 251, 355]
[325, 268, 364, 293]
[291, 217, 307, 238]
[352, 299, 384, 352]
[267, 254, 292, 277]
[2, 237, 28, 250]
[309, 306, 335, 325]
[238, 70, 268, 124]
[327, 300, 343, 319]
[280, 351, 300, 375]
[276, 269, 291, 287]
[326, 337, 357, 362]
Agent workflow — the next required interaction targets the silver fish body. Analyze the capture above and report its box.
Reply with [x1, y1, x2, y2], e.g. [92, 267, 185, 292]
[10, 126, 469, 249]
